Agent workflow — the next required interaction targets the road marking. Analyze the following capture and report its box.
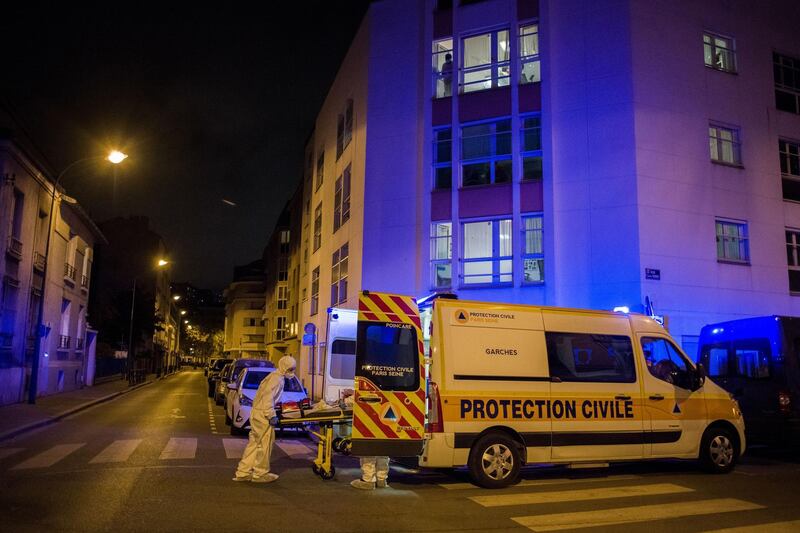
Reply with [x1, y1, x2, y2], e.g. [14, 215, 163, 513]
[702, 520, 800, 533]
[222, 438, 247, 459]
[439, 474, 641, 490]
[159, 438, 197, 460]
[511, 498, 763, 531]
[11, 443, 85, 469]
[470, 482, 692, 507]
[0, 448, 24, 460]
[89, 439, 143, 464]
[275, 439, 315, 459]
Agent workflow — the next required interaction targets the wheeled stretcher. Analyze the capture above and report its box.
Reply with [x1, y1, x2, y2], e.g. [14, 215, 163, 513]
[277, 406, 353, 480]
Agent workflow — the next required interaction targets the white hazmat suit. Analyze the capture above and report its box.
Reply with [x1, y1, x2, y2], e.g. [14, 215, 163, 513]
[233, 355, 296, 483]
[351, 456, 390, 489]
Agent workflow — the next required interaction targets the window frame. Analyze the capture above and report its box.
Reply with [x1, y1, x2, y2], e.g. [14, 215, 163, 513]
[432, 37, 454, 99]
[715, 218, 750, 264]
[460, 117, 512, 187]
[787, 228, 800, 293]
[774, 52, 800, 115]
[313, 203, 322, 252]
[519, 22, 540, 84]
[520, 113, 543, 181]
[703, 31, 737, 74]
[546, 332, 637, 384]
[330, 243, 349, 306]
[460, 217, 513, 287]
[521, 213, 544, 284]
[315, 151, 324, 191]
[430, 221, 453, 289]
[310, 267, 320, 316]
[460, 28, 510, 94]
[708, 122, 742, 166]
[433, 127, 453, 190]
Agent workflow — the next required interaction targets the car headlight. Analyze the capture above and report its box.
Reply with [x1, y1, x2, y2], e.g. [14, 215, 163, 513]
[240, 395, 253, 407]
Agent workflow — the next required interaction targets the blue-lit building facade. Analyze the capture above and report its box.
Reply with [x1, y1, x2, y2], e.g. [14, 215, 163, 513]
[296, 0, 800, 392]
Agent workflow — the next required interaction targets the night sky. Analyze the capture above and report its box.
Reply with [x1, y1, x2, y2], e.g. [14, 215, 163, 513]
[1, 2, 371, 289]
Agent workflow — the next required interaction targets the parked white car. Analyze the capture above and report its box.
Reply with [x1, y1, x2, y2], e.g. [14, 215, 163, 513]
[227, 367, 309, 435]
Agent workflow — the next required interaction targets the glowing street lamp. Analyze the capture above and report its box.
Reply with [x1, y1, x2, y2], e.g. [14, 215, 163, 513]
[107, 150, 128, 164]
[157, 259, 169, 267]
[172, 294, 181, 301]
[180, 310, 187, 316]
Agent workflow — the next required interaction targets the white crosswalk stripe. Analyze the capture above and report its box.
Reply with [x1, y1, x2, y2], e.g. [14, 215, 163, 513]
[90, 439, 143, 464]
[511, 498, 764, 531]
[159, 438, 197, 460]
[439, 474, 640, 491]
[222, 438, 247, 459]
[275, 439, 316, 459]
[470, 482, 692, 507]
[11, 443, 85, 470]
[0, 448, 24, 460]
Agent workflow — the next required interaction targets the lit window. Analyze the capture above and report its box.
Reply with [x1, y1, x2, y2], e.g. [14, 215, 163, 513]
[275, 316, 287, 341]
[521, 114, 543, 181]
[522, 215, 544, 283]
[715, 219, 749, 264]
[786, 229, 800, 293]
[432, 38, 454, 98]
[781, 139, 800, 202]
[310, 267, 320, 316]
[519, 23, 540, 84]
[430, 222, 452, 288]
[703, 32, 736, 73]
[336, 100, 354, 159]
[774, 53, 800, 114]
[315, 152, 324, 191]
[334, 165, 351, 231]
[461, 29, 510, 93]
[462, 219, 512, 286]
[331, 243, 349, 306]
[709, 123, 741, 165]
[461, 119, 511, 186]
[277, 286, 288, 310]
[433, 127, 452, 190]
[313, 203, 322, 252]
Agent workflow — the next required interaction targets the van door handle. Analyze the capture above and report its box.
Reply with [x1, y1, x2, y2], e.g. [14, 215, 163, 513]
[357, 396, 382, 404]
[649, 394, 665, 401]
[615, 394, 631, 401]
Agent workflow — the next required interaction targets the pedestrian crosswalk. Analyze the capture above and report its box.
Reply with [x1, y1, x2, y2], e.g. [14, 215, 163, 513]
[0, 437, 316, 471]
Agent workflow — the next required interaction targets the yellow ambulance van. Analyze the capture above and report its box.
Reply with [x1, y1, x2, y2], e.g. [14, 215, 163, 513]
[417, 298, 746, 487]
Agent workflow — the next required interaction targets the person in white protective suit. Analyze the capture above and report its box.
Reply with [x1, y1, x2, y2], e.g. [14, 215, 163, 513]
[350, 456, 390, 490]
[232, 355, 297, 483]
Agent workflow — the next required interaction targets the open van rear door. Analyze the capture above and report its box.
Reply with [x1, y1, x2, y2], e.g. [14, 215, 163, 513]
[351, 291, 426, 457]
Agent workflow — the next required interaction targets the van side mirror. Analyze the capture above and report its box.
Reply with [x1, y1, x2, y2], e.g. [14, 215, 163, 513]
[693, 363, 707, 390]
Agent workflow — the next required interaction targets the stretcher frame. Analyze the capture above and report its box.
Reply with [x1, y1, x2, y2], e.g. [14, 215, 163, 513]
[277, 409, 353, 480]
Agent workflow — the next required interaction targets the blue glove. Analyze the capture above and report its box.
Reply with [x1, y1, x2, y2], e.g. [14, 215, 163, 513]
[269, 416, 279, 427]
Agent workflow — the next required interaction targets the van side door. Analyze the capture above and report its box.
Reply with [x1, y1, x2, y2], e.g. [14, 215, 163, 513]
[639, 336, 706, 457]
[351, 291, 426, 457]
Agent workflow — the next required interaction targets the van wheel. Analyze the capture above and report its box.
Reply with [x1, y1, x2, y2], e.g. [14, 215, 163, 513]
[700, 426, 738, 474]
[468, 433, 522, 488]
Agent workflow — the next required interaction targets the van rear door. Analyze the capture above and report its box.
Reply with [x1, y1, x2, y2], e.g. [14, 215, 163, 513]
[351, 291, 426, 457]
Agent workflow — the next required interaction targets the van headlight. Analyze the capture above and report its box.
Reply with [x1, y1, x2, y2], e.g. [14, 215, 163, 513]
[240, 395, 253, 407]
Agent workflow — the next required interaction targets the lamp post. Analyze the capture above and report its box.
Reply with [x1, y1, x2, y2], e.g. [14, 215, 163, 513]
[28, 151, 128, 404]
[127, 258, 169, 385]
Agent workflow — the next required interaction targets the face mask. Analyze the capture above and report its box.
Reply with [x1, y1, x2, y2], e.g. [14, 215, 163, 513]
[285, 368, 296, 378]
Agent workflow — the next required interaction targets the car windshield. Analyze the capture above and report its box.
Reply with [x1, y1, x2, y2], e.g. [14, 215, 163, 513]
[243, 371, 271, 389]
[284, 376, 304, 393]
[213, 360, 231, 371]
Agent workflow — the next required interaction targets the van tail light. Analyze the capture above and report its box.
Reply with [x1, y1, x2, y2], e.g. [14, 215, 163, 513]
[426, 381, 444, 433]
[778, 390, 792, 414]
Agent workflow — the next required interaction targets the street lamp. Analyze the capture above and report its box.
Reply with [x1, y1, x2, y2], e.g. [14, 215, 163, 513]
[180, 310, 187, 316]
[28, 151, 128, 404]
[126, 258, 169, 385]
[172, 294, 181, 301]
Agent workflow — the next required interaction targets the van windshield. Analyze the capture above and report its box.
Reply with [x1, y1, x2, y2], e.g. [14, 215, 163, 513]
[356, 322, 419, 391]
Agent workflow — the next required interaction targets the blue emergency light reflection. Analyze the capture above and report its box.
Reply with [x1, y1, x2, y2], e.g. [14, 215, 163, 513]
[613, 306, 630, 314]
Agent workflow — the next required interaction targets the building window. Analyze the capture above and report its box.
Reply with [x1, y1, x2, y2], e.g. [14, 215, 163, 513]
[243, 317, 258, 327]
[278, 257, 288, 282]
[331, 243, 348, 306]
[313, 203, 322, 252]
[787, 229, 800, 293]
[315, 152, 324, 191]
[709, 123, 741, 165]
[521, 114, 543, 181]
[433, 38, 454, 98]
[519, 23, 540, 83]
[462, 219, 512, 286]
[703, 32, 736, 73]
[716, 219, 749, 264]
[461, 29, 510, 93]
[433, 127, 452, 190]
[280, 230, 290, 253]
[0, 278, 19, 362]
[337, 100, 353, 159]
[277, 286, 288, 310]
[310, 267, 320, 316]
[275, 316, 287, 341]
[522, 215, 544, 283]
[774, 52, 800, 114]
[333, 165, 351, 232]
[781, 139, 800, 201]
[461, 118, 512, 187]
[430, 222, 452, 288]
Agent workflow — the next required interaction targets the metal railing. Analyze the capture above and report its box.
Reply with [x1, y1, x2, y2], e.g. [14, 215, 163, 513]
[81, 275, 89, 289]
[75, 338, 84, 350]
[33, 252, 46, 271]
[57, 335, 71, 350]
[6, 236, 23, 259]
[64, 263, 76, 280]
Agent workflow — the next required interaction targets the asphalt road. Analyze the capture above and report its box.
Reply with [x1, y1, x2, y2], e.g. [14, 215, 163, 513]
[2, 370, 799, 533]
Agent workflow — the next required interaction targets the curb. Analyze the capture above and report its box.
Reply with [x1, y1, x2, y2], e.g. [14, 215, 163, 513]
[0, 379, 156, 442]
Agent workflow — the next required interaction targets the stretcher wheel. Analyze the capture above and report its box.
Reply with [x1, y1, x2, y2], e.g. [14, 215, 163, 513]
[312, 464, 320, 475]
[332, 437, 343, 452]
[319, 466, 335, 480]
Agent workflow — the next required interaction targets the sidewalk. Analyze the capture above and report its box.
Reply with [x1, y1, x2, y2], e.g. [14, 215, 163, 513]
[0, 374, 159, 441]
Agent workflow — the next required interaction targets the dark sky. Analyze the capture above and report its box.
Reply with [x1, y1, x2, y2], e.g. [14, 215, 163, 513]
[1, 2, 371, 290]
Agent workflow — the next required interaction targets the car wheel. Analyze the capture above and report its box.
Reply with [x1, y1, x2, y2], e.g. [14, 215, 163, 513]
[468, 432, 522, 489]
[700, 426, 738, 474]
[215, 394, 223, 406]
[231, 424, 244, 436]
[225, 412, 232, 426]
[207, 383, 214, 398]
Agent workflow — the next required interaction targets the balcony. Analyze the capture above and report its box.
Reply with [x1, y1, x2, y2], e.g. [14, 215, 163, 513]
[6, 236, 22, 260]
[64, 263, 76, 283]
[57, 335, 71, 350]
[81, 275, 89, 290]
[33, 252, 46, 272]
[75, 337, 84, 351]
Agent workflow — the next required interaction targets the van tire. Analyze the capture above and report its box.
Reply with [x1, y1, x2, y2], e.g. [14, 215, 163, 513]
[699, 426, 738, 474]
[468, 433, 522, 489]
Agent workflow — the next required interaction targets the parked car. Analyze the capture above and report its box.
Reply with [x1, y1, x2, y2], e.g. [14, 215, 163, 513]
[213, 363, 235, 405]
[698, 315, 800, 442]
[227, 367, 308, 435]
[220, 359, 275, 409]
[207, 358, 233, 397]
[204, 358, 220, 377]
